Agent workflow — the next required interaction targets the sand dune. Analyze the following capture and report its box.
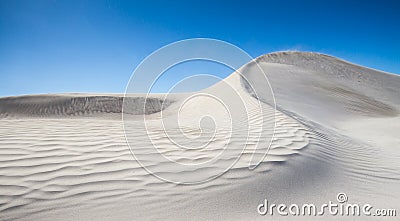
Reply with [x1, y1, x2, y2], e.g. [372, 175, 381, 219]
[0, 52, 399, 220]
[0, 94, 175, 119]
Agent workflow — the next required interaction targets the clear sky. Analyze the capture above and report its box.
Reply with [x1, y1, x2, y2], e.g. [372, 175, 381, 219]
[0, 0, 399, 96]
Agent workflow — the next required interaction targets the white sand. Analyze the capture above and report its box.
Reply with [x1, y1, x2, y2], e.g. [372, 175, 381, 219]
[0, 52, 399, 220]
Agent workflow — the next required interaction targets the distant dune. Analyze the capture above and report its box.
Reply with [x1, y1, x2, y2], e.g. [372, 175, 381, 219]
[0, 94, 175, 118]
[0, 52, 399, 220]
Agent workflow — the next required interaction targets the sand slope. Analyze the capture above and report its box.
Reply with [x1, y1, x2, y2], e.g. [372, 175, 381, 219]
[0, 52, 399, 220]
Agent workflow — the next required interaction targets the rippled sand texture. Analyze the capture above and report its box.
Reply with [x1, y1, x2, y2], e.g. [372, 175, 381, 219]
[0, 52, 399, 220]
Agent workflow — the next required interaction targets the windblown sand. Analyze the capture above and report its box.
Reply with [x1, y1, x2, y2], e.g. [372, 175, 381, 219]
[0, 52, 399, 220]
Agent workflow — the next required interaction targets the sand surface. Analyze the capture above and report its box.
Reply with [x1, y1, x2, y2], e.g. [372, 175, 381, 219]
[0, 52, 399, 220]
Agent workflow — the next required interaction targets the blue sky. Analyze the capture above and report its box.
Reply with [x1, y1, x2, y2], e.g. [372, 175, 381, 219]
[0, 0, 399, 96]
